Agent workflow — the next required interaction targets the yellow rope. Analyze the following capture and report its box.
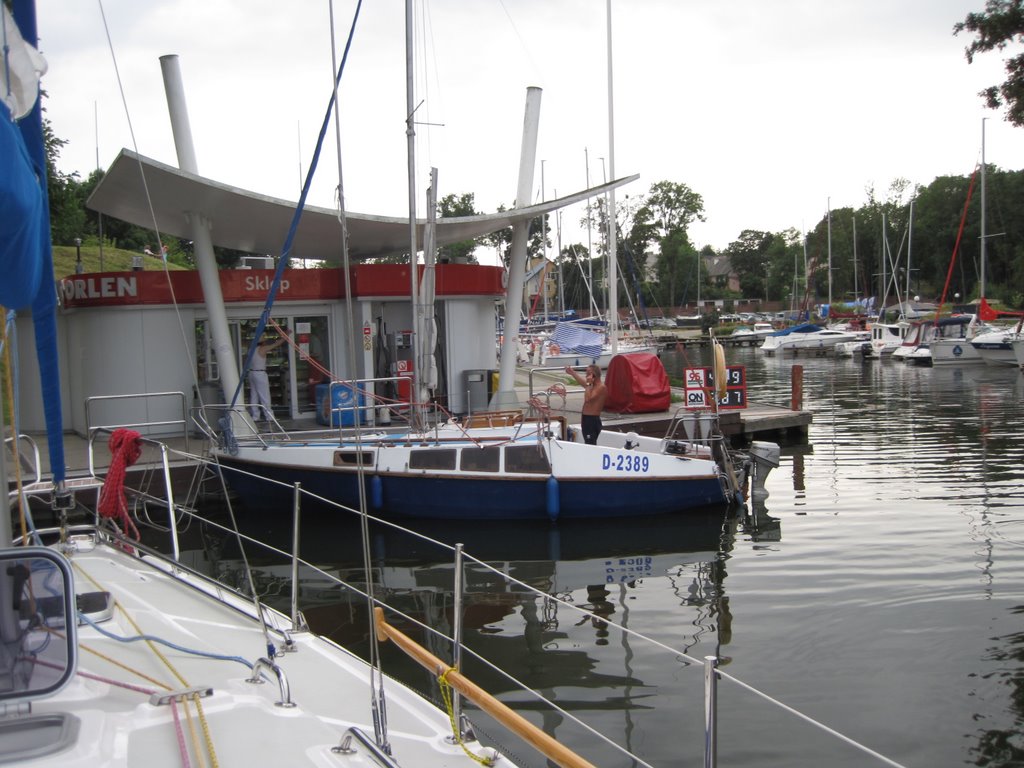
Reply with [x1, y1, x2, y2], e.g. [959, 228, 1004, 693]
[73, 560, 220, 767]
[438, 667, 494, 766]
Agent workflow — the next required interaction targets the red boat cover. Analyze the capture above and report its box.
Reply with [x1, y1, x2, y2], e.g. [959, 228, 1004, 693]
[604, 353, 670, 413]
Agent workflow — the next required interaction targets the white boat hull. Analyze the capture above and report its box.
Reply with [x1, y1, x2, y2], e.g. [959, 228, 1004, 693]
[5, 534, 506, 767]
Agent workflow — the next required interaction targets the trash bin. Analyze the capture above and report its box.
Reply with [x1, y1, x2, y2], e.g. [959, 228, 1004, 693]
[315, 383, 366, 426]
[463, 369, 489, 413]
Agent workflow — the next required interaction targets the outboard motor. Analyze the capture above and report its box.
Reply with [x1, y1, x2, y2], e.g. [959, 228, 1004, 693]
[748, 441, 781, 501]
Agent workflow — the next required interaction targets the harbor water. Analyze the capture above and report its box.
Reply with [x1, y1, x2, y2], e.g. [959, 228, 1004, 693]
[202, 345, 1024, 767]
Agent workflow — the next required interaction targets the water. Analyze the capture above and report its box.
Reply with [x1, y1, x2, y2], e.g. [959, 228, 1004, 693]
[195, 347, 1024, 768]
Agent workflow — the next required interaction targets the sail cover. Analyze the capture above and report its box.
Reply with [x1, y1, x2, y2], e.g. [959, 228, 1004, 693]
[604, 353, 670, 414]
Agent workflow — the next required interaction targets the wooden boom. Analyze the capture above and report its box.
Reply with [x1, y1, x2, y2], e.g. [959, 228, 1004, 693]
[373, 607, 596, 768]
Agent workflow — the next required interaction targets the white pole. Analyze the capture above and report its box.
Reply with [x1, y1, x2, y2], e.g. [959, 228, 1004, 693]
[826, 197, 832, 308]
[492, 87, 543, 410]
[159, 55, 242, 415]
[980, 117, 987, 301]
[585, 149, 594, 312]
[405, 0, 421, 422]
[606, 0, 618, 354]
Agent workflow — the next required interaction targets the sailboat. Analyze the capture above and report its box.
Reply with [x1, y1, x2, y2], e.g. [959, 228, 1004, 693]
[198, 4, 773, 520]
[0, 5, 604, 766]
[929, 122, 998, 366]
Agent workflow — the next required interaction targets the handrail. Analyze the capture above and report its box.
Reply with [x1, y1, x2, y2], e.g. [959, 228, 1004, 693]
[84, 391, 191, 455]
[373, 606, 596, 768]
[110, 443, 906, 768]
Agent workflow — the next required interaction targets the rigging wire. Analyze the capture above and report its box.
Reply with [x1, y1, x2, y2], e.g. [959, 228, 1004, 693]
[324, 0, 392, 753]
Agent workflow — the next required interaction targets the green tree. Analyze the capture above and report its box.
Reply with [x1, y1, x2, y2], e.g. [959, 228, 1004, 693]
[44, 120, 87, 245]
[954, 1, 1024, 126]
[482, 206, 549, 269]
[437, 192, 480, 264]
[724, 230, 775, 298]
[630, 180, 706, 309]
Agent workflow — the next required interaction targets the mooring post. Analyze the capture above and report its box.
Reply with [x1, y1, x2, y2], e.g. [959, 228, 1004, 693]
[290, 482, 301, 631]
[791, 364, 803, 411]
[704, 655, 718, 768]
[451, 543, 465, 738]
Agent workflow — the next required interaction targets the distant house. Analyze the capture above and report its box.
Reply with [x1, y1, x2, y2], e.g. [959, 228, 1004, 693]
[704, 254, 740, 293]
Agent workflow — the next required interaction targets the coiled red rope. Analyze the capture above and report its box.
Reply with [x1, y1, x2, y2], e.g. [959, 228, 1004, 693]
[98, 428, 142, 540]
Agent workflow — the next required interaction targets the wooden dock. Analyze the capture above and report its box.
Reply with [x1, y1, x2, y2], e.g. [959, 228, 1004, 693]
[597, 401, 811, 445]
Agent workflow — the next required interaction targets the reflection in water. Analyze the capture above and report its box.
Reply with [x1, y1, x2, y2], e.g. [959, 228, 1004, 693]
[169, 349, 1024, 766]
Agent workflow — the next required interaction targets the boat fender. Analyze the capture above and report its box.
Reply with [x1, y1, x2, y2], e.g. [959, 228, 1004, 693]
[545, 475, 560, 521]
[370, 475, 383, 509]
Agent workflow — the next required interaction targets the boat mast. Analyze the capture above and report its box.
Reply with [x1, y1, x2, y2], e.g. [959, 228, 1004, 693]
[405, 0, 421, 426]
[585, 149, 594, 311]
[852, 215, 858, 301]
[980, 117, 987, 301]
[606, 0, 618, 353]
[827, 197, 832, 308]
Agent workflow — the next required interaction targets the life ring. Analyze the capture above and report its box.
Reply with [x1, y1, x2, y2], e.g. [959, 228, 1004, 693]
[714, 341, 727, 400]
[549, 343, 561, 355]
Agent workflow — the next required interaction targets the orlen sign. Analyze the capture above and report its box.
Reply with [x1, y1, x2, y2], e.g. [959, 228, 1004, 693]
[60, 270, 345, 308]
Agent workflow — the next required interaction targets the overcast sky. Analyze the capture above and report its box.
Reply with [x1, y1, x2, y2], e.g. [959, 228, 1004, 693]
[36, 0, 1024, 262]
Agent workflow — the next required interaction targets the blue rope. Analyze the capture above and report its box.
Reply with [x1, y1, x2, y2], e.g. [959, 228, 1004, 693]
[78, 611, 254, 669]
[228, 0, 364, 413]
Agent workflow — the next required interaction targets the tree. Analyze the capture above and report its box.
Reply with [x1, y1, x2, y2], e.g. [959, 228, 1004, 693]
[954, 1, 1024, 126]
[724, 230, 775, 298]
[630, 180, 706, 309]
[481, 205, 549, 269]
[437, 192, 479, 264]
[44, 120, 87, 245]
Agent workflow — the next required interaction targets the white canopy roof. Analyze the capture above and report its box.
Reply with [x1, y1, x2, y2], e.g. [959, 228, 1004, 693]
[87, 149, 638, 263]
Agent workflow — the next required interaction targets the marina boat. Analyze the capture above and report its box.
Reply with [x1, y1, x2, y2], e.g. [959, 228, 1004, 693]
[970, 325, 1021, 366]
[758, 324, 860, 355]
[208, 400, 777, 520]
[675, 313, 704, 328]
[1014, 335, 1024, 370]
[891, 319, 932, 362]
[535, 336, 658, 368]
[730, 322, 775, 344]
[903, 315, 989, 366]
[0, 510, 525, 767]
[866, 321, 909, 359]
[523, 320, 657, 368]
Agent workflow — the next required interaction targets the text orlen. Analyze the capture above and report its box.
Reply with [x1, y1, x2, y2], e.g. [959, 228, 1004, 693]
[62, 276, 138, 302]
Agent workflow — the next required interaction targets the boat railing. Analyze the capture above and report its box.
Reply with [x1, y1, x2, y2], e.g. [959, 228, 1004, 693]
[121, 449, 907, 768]
[84, 391, 192, 452]
[4, 433, 41, 486]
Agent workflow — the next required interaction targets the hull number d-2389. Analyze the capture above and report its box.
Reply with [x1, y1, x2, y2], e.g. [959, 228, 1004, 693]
[602, 454, 650, 472]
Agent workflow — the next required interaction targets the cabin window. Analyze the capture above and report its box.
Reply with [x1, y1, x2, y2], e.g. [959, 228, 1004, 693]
[410, 448, 457, 470]
[504, 445, 551, 474]
[460, 446, 501, 472]
[334, 451, 374, 466]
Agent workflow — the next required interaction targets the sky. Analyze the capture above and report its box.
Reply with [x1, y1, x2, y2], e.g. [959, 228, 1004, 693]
[34, 0, 1024, 264]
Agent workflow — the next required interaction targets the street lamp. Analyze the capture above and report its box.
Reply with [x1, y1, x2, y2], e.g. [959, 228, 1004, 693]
[74, 237, 83, 274]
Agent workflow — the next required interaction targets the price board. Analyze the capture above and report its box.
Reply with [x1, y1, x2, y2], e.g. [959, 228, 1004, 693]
[682, 365, 747, 410]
